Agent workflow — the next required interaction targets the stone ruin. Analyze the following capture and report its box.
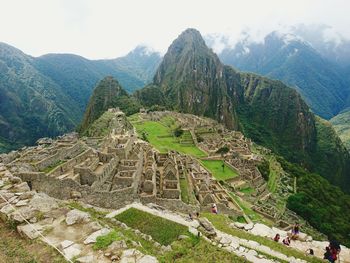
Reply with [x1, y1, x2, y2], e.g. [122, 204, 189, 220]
[0, 109, 245, 217]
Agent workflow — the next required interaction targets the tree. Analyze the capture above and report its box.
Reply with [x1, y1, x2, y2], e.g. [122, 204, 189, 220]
[216, 146, 230, 158]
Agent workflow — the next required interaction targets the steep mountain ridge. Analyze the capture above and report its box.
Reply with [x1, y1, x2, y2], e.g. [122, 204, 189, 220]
[217, 32, 350, 119]
[135, 28, 350, 192]
[0, 43, 160, 152]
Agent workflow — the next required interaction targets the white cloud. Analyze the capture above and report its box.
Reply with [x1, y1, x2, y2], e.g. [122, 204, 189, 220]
[0, 0, 349, 59]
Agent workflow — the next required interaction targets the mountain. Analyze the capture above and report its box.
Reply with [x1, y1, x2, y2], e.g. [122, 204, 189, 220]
[0, 43, 160, 152]
[79, 76, 140, 134]
[136, 28, 350, 192]
[0, 42, 81, 152]
[330, 109, 350, 151]
[217, 32, 350, 119]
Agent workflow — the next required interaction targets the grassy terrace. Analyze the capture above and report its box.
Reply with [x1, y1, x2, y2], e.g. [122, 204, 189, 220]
[203, 213, 324, 263]
[129, 114, 206, 157]
[115, 208, 189, 245]
[68, 202, 244, 262]
[201, 160, 238, 181]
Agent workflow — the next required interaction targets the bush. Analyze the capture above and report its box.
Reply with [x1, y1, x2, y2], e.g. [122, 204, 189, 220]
[173, 127, 184, 137]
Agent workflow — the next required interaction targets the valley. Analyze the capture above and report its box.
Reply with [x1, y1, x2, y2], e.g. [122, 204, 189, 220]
[1, 107, 349, 262]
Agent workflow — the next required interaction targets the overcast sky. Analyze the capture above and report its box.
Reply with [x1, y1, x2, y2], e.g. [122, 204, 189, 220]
[0, 0, 349, 59]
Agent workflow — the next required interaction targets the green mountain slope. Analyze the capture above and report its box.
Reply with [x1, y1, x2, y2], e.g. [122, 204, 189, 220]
[0, 42, 81, 152]
[79, 76, 140, 134]
[330, 109, 350, 151]
[218, 32, 350, 119]
[136, 28, 350, 192]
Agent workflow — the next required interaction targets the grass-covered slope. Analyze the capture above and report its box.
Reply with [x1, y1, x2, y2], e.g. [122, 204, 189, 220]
[330, 109, 350, 151]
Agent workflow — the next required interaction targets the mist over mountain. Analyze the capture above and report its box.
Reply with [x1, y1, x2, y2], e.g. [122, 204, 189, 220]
[209, 29, 350, 120]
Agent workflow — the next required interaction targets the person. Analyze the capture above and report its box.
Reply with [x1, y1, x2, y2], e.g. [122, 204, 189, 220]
[282, 236, 291, 246]
[195, 212, 200, 218]
[324, 246, 334, 263]
[211, 204, 218, 214]
[328, 240, 341, 263]
[188, 213, 193, 220]
[273, 234, 280, 242]
[291, 223, 300, 240]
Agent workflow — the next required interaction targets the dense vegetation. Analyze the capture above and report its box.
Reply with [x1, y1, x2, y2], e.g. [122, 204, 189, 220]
[218, 32, 350, 119]
[0, 43, 160, 152]
[135, 28, 350, 193]
[277, 156, 350, 247]
[79, 76, 140, 134]
[330, 109, 350, 151]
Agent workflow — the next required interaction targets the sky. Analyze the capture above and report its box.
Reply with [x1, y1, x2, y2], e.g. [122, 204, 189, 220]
[0, 0, 349, 59]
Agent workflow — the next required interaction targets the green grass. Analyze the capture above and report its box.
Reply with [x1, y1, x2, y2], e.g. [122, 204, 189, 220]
[180, 178, 190, 204]
[115, 208, 188, 245]
[159, 236, 243, 263]
[203, 213, 324, 263]
[201, 160, 238, 181]
[130, 116, 206, 157]
[93, 230, 122, 250]
[229, 193, 263, 222]
[239, 187, 255, 194]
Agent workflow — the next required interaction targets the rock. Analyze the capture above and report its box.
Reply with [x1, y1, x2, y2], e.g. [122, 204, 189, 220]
[65, 209, 91, 225]
[0, 204, 14, 220]
[218, 244, 223, 248]
[233, 222, 246, 229]
[104, 252, 111, 257]
[87, 221, 102, 231]
[244, 223, 254, 230]
[70, 190, 82, 199]
[15, 199, 29, 207]
[19, 191, 35, 200]
[29, 193, 58, 212]
[131, 241, 139, 247]
[248, 249, 258, 256]
[198, 217, 214, 231]
[247, 240, 260, 248]
[188, 226, 199, 236]
[17, 224, 43, 239]
[297, 232, 308, 241]
[76, 255, 94, 263]
[230, 241, 239, 249]
[83, 228, 110, 244]
[306, 236, 313, 242]
[0, 180, 4, 188]
[111, 255, 120, 261]
[9, 176, 22, 184]
[138, 255, 159, 263]
[161, 245, 172, 252]
[13, 182, 30, 192]
[106, 240, 128, 254]
[63, 244, 81, 260]
[250, 223, 273, 237]
[120, 249, 143, 263]
[178, 235, 190, 240]
[191, 220, 200, 228]
[11, 206, 36, 223]
[238, 246, 245, 253]
[57, 240, 74, 251]
[220, 236, 232, 246]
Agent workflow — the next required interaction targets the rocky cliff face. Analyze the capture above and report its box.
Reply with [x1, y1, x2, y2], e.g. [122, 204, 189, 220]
[153, 29, 237, 129]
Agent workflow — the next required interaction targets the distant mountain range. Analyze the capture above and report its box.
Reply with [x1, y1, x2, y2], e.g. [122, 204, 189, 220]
[205, 25, 350, 150]
[0, 43, 161, 152]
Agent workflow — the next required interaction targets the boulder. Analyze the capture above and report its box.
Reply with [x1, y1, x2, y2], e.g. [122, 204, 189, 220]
[17, 224, 43, 239]
[247, 249, 258, 257]
[138, 255, 159, 263]
[106, 240, 128, 255]
[13, 182, 30, 192]
[70, 190, 82, 199]
[19, 191, 35, 200]
[250, 223, 274, 237]
[0, 204, 15, 220]
[120, 249, 143, 263]
[63, 244, 81, 260]
[9, 176, 22, 184]
[244, 223, 254, 230]
[65, 209, 91, 225]
[83, 228, 110, 244]
[15, 199, 29, 207]
[220, 236, 232, 246]
[11, 206, 36, 223]
[188, 226, 199, 236]
[232, 222, 246, 229]
[198, 218, 214, 231]
[178, 235, 190, 240]
[58, 240, 74, 250]
[76, 255, 94, 263]
[29, 193, 58, 213]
